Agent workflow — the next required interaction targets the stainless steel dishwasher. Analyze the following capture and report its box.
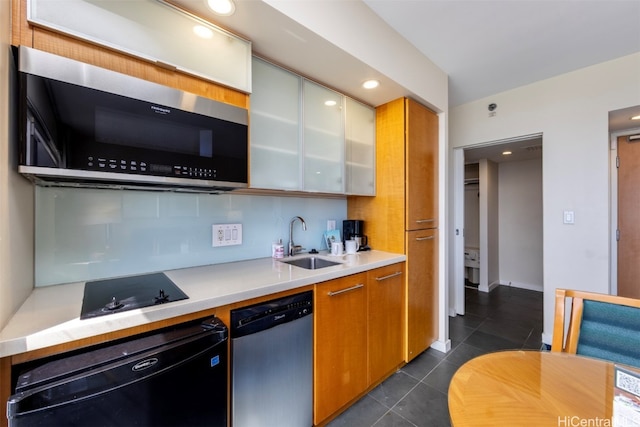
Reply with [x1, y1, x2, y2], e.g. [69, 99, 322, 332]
[231, 290, 313, 427]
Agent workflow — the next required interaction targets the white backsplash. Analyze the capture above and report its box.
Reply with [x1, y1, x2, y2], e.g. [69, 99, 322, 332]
[35, 187, 347, 286]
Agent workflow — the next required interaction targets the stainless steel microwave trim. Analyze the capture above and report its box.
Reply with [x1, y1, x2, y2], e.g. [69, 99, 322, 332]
[18, 166, 244, 193]
[18, 46, 247, 126]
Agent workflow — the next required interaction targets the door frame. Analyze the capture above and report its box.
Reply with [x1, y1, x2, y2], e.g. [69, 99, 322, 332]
[452, 134, 543, 317]
[610, 127, 640, 296]
[452, 148, 465, 316]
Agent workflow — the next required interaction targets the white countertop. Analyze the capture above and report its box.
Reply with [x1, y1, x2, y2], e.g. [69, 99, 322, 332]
[0, 250, 405, 358]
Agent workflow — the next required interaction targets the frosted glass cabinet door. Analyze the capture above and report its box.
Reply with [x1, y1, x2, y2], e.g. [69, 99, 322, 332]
[303, 81, 344, 193]
[250, 58, 301, 190]
[345, 98, 375, 195]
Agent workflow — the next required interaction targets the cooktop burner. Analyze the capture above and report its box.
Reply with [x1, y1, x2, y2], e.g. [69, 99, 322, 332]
[80, 272, 188, 319]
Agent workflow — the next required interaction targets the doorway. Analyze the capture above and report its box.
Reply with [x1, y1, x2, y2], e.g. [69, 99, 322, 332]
[452, 134, 543, 316]
[609, 104, 640, 297]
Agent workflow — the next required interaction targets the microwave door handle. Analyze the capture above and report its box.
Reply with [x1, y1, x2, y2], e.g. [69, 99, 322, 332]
[28, 112, 62, 167]
[25, 116, 34, 165]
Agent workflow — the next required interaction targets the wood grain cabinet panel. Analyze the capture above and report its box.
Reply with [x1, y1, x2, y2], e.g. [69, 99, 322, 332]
[406, 229, 438, 361]
[405, 98, 439, 231]
[367, 263, 405, 383]
[314, 273, 368, 425]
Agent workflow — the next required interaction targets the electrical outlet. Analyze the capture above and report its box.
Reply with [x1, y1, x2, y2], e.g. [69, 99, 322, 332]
[212, 223, 242, 247]
[327, 220, 336, 231]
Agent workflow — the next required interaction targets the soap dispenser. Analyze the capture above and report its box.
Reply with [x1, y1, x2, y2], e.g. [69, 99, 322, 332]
[272, 239, 284, 259]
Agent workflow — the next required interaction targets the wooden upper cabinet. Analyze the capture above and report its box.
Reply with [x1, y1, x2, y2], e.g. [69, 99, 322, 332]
[12, 0, 249, 110]
[405, 98, 439, 231]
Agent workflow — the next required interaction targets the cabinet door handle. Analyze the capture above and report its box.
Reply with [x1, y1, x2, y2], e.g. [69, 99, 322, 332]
[415, 219, 435, 224]
[375, 271, 403, 281]
[328, 283, 364, 296]
[416, 236, 435, 241]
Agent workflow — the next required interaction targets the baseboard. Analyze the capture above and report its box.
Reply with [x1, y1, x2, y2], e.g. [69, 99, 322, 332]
[478, 280, 500, 293]
[499, 280, 543, 292]
[431, 339, 451, 354]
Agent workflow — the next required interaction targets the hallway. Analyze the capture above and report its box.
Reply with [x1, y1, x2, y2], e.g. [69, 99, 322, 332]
[328, 285, 543, 427]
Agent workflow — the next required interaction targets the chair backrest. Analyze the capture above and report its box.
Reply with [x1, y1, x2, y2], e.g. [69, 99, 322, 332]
[552, 288, 640, 368]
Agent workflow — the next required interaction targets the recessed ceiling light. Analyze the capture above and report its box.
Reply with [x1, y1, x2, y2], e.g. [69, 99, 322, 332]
[362, 79, 380, 89]
[324, 100, 337, 107]
[502, 151, 512, 156]
[631, 115, 640, 121]
[193, 25, 213, 39]
[207, 0, 235, 16]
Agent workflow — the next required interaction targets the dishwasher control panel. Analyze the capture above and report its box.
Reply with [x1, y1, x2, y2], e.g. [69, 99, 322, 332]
[230, 291, 313, 338]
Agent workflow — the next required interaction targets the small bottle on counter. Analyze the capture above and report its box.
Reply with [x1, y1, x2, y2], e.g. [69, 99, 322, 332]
[272, 239, 284, 259]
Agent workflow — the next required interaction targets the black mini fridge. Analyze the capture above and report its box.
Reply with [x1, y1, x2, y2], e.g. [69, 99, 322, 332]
[7, 317, 228, 427]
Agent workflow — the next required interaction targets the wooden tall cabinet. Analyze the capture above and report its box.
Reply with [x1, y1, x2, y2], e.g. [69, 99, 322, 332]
[348, 97, 439, 362]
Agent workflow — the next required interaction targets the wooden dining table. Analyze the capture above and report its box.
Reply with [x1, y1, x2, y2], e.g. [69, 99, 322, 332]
[448, 350, 636, 426]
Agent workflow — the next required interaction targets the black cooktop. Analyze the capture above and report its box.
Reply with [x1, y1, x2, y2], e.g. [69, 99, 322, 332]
[80, 272, 189, 319]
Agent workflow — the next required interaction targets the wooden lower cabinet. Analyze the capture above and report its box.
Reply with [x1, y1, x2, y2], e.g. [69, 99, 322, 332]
[367, 263, 405, 383]
[314, 272, 368, 425]
[406, 229, 438, 361]
[314, 263, 405, 425]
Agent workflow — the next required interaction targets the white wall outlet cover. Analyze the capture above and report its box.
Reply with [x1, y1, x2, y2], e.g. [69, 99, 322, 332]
[327, 220, 336, 231]
[212, 223, 243, 246]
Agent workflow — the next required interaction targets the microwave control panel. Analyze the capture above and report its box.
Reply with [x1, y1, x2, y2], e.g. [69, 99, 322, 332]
[85, 157, 216, 179]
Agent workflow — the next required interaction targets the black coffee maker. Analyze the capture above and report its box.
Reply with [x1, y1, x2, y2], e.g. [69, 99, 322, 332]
[343, 220, 369, 251]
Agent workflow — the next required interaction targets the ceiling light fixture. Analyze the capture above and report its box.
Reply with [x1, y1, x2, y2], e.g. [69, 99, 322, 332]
[502, 151, 512, 156]
[362, 79, 380, 89]
[631, 115, 640, 121]
[207, 0, 236, 16]
[324, 100, 337, 107]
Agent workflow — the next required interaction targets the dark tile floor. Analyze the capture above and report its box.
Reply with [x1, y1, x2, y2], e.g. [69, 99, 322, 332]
[327, 285, 544, 427]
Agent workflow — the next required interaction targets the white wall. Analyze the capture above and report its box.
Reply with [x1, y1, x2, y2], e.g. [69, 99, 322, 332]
[450, 53, 640, 344]
[479, 159, 500, 292]
[499, 158, 543, 291]
[0, 0, 35, 329]
[464, 183, 479, 249]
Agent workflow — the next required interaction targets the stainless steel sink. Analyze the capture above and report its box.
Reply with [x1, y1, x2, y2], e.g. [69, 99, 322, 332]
[280, 256, 341, 270]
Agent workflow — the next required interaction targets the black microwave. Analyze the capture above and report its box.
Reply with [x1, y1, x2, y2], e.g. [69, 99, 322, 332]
[15, 46, 248, 192]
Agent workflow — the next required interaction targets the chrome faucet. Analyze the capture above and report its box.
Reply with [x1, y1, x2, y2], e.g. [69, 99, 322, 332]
[288, 216, 307, 256]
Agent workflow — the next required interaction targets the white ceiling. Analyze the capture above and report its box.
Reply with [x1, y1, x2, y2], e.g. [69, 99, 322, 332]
[170, 0, 640, 160]
[364, 0, 640, 108]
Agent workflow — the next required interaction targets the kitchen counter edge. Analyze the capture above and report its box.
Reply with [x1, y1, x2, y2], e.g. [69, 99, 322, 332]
[0, 251, 406, 359]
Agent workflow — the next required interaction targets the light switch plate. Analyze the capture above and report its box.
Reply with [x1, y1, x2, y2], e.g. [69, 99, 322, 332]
[563, 211, 575, 224]
[212, 223, 242, 246]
